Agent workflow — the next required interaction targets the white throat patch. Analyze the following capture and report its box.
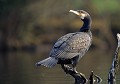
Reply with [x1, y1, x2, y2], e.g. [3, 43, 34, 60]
[80, 13, 86, 19]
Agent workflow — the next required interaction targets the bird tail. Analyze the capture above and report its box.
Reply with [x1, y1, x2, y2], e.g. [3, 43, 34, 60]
[35, 57, 58, 68]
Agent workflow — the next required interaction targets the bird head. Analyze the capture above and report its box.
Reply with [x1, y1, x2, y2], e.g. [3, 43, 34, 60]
[69, 10, 90, 20]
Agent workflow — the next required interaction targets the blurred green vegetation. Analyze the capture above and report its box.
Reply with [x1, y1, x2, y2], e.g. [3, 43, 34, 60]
[0, 0, 120, 52]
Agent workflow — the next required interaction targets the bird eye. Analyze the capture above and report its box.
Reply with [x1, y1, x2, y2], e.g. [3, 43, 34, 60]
[80, 11, 84, 13]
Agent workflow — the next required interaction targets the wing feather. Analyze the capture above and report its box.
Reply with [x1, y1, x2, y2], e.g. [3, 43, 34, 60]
[50, 32, 91, 59]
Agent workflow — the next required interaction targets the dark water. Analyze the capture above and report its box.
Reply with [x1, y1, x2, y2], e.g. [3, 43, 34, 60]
[0, 50, 120, 84]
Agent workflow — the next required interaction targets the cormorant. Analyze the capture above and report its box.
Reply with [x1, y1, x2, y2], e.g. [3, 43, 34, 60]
[36, 10, 92, 73]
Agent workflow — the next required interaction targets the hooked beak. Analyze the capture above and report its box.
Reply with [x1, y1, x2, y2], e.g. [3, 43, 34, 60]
[69, 10, 79, 16]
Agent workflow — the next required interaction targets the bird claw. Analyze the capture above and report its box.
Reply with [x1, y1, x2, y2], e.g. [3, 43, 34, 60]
[61, 64, 78, 74]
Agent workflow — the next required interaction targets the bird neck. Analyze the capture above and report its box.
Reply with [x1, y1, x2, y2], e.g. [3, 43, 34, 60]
[80, 16, 92, 32]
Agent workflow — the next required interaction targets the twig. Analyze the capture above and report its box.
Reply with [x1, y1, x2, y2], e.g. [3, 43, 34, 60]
[89, 71, 102, 84]
[94, 74, 102, 83]
[89, 71, 94, 84]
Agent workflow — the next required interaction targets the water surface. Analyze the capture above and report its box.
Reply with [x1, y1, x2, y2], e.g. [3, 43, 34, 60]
[0, 50, 120, 84]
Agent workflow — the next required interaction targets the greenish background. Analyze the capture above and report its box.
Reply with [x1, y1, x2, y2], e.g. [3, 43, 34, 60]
[0, 0, 120, 84]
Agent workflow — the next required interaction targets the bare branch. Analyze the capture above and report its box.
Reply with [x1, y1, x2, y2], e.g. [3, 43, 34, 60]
[108, 33, 120, 83]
